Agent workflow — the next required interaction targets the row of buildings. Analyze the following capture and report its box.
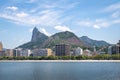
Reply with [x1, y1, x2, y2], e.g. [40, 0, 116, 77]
[0, 42, 53, 57]
[0, 40, 119, 57]
[0, 42, 92, 57]
[0, 42, 31, 57]
[0, 48, 54, 57]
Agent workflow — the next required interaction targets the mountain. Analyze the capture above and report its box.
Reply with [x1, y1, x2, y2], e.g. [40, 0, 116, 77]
[42, 31, 88, 49]
[18, 27, 110, 50]
[80, 36, 110, 47]
[18, 27, 48, 49]
[18, 30, 88, 49]
[31, 27, 48, 42]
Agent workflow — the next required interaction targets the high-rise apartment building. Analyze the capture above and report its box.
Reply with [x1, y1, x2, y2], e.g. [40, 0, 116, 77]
[55, 44, 70, 56]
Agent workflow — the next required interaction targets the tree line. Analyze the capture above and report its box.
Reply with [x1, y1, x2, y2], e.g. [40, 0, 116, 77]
[0, 54, 120, 60]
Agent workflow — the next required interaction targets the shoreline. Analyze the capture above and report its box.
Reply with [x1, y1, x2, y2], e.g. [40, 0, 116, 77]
[0, 60, 120, 62]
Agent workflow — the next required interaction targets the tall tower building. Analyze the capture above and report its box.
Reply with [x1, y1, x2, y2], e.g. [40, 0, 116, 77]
[93, 46, 96, 52]
[55, 44, 70, 56]
[93, 46, 97, 55]
[0, 41, 3, 51]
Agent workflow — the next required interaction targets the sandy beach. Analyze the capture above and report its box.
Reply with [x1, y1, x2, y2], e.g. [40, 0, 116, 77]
[0, 60, 120, 62]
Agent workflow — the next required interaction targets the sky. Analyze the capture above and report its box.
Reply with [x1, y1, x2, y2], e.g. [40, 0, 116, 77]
[0, 0, 120, 49]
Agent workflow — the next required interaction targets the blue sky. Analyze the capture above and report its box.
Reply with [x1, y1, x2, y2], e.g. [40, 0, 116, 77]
[0, 0, 120, 49]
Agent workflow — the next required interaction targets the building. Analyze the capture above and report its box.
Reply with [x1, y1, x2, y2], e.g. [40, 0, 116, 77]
[108, 40, 120, 54]
[32, 48, 52, 56]
[0, 51, 5, 56]
[83, 49, 92, 56]
[13, 48, 31, 57]
[74, 47, 83, 56]
[0, 42, 3, 51]
[108, 46, 112, 54]
[13, 48, 22, 57]
[5, 49, 13, 57]
[21, 49, 31, 56]
[116, 40, 120, 53]
[13, 49, 17, 57]
[111, 45, 120, 54]
[117, 40, 120, 45]
[47, 48, 53, 56]
[55, 44, 70, 56]
[0, 42, 4, 56]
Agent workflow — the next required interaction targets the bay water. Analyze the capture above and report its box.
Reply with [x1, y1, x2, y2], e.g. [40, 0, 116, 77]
[0, 61, 120, 80]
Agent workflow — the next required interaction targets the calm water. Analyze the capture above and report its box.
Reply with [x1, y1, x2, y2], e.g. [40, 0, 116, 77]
[0, 61, 120, 80]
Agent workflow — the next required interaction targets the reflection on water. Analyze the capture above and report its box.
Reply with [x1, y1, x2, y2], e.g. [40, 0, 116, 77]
[0, 62, 120, 80]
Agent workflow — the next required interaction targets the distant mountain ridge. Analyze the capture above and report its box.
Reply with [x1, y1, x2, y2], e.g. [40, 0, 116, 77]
[18, 27, 110, 49]
[80, 36, 110, 47]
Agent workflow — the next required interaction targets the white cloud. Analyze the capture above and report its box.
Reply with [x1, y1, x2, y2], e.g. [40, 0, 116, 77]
[77, 20, 92, 27]
[16, 12, 28, 18]
[103, 2, 120, 12]
[92, 2, 120, 29]
[40, 28, 51, 36]
[77, 2, 120, 29]
[27, 0, 37, 3]
[29, 28, 33, 33]
[0, 1, 79, 27]
[41, 1, 79, 10]
[6, 6, 18, 11]
[99, 2, 120, 20]
[93, 25, 100, 29]
[101, 2, 120, 19]
[112, 11, 120, 18]
[112, 19, 120, 24]
[54, 25, 72, 32]
[0, 9, 61, 26]
[42, 4, 57, 9]
[0, 13, 32, 25]
[0, 30, 8, 34]
[77, 18, 119, 29]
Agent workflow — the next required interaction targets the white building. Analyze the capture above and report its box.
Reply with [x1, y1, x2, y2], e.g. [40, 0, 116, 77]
[74, 47, 83, 56]
[108, 46, 112, 54]
[13, 48, 22, 57]
[13, 48, 31, 57]
[21, 49, 31, 56]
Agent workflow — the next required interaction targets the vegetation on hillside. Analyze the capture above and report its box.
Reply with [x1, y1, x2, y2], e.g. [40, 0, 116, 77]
[53, 31, 78, 39]
[80, 36, 110, 47]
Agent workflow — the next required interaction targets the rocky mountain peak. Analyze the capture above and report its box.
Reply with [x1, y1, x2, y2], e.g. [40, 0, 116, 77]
[31, 27, 48, 42]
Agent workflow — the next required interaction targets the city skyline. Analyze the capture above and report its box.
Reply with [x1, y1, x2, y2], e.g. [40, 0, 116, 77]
[0, 0, 120, 49]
